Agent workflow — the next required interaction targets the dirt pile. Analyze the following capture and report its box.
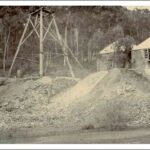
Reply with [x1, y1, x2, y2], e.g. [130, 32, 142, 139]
[0, 76, 78, 131]
[1, 68, 150, 133]
[50, 71, 108, 108]
[63, 69, 150, 129]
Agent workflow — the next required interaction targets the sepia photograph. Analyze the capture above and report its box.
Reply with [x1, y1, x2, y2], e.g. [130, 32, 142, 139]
[0, 3, 150, 145]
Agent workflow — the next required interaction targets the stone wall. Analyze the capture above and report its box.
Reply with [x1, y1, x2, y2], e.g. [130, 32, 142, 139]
[97, 50, 147, 72]
[96, 53, 113, 71]
[131, 50, 147, 71]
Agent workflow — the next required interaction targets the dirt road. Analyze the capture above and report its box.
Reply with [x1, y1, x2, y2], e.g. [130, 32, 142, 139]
[1, 128, 150, 144]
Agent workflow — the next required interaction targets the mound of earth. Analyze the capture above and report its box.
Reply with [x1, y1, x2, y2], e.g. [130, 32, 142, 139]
[48, 68, 150, 130]
[1, 68, 150, 135]
[0, 76, 78, 132]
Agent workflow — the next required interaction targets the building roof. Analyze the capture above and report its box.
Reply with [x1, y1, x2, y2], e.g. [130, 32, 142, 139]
[133, 37, 150, 51]
[99, 42, 116, 54]
[100, 41, 137, 54]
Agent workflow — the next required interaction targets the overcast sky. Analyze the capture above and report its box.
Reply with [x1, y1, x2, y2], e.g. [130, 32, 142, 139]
[127, 6, 150, 10]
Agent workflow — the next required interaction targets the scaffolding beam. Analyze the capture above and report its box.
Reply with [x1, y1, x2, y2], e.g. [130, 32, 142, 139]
[39, 8, 44, 76]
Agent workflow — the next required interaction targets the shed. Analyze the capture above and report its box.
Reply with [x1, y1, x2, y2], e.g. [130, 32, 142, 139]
[96, 41, 128, 71]
[132, 37, 150, 73]
[96, 42, 116, 71]
[97, 41, 136, 71]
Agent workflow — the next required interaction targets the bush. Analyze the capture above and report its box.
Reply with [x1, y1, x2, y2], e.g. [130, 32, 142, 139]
[82, 124, 94, 130]
[103, 99, 131, 130]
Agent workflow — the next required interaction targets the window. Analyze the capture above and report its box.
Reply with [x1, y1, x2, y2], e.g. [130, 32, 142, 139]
[144, 49, 150, 61]
[144, 49, 149, 58]
[148, 49, 150, 60]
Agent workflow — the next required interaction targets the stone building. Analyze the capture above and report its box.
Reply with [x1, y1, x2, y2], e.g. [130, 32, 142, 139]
[96, 42, 116, 71]
[97, 41, 136, 71]
[132, 37, 150, 74]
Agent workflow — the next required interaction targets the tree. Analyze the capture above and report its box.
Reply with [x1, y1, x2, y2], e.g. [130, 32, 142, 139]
[113, 36, 135, 68]
[87, 29, 104, 61]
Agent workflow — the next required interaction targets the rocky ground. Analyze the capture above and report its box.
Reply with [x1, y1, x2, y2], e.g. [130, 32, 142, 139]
[0, 76, 79, 133]
[0, 68, 150, 140]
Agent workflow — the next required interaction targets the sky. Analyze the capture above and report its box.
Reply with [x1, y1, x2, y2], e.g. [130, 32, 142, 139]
[127, 6, 150, 10]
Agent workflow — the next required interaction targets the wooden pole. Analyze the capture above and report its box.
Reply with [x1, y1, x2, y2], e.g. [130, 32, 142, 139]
[21, 23, 39, 45]
[22, 14, 39, 45]
[29, 19, 40, 38]
[53, 16, 62, 42]
[43, 18, 53, 41]
[39, 8, 44, 76]
[8, 15, 31, 77]
[47, 27, 83, 68]
[34, 14, 38, 25]
[52, 18, 83, 68]
[51, 18, 75, 77]
[63, 25, 75, 77]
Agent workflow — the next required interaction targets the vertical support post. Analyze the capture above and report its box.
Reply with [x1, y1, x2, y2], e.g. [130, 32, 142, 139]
[39, 8, 44, 76]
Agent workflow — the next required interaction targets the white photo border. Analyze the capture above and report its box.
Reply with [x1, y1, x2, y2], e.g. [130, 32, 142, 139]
[0, 1, 150, 149]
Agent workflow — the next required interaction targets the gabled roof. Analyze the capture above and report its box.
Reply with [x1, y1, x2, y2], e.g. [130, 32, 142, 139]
[100, 41, 136, 54]
[133, 37, 150, 51]
[99, 42, 116, 54]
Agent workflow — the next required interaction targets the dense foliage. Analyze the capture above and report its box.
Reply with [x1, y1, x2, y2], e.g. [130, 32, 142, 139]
[0, 6, 150, 68]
